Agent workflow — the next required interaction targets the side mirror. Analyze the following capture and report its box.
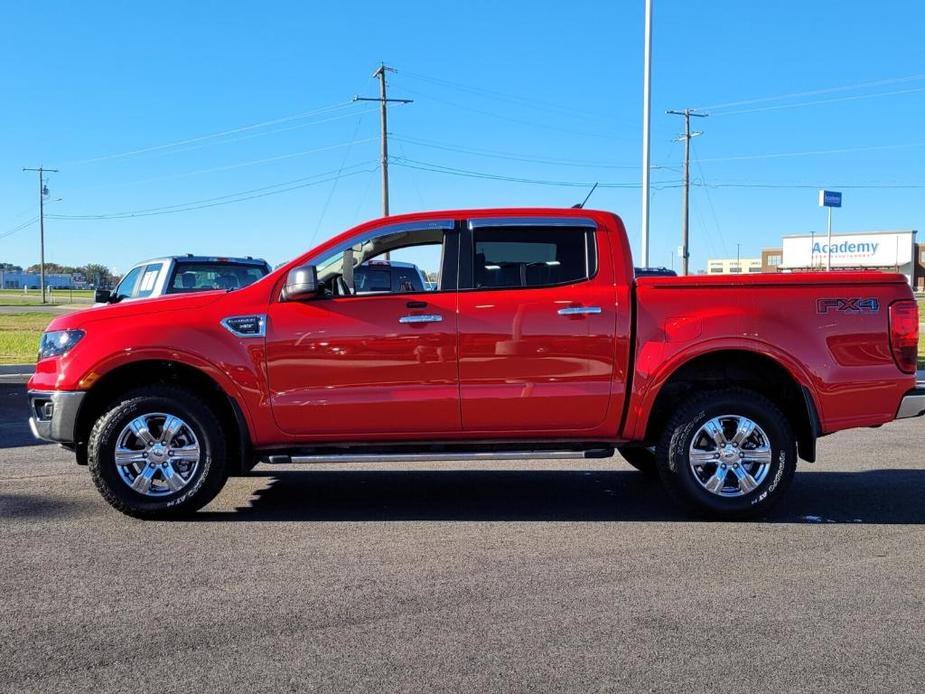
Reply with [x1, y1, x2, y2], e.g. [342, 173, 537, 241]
[94, 289, 112, 303]
[282, 265, 320, 301]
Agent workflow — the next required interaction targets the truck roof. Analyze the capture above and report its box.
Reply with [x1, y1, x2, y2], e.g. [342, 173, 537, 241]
[133, 255, 270, 266]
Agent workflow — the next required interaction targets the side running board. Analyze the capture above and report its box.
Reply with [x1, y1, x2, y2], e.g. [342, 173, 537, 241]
[265, 448, 615, 465]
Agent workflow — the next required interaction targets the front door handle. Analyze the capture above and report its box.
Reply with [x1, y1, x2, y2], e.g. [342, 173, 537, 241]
[399, 314, 443, 324]
[557, 306, 602, 316]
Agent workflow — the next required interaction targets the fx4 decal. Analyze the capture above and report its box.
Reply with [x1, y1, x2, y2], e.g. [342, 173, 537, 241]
[816, 297, 880, 314]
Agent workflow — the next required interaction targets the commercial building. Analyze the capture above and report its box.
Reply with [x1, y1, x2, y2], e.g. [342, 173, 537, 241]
[0, 270, 78, 290]
[761, 248, 782, 273]
[706, 257, 762, 274]
[780, 230, 920, 288]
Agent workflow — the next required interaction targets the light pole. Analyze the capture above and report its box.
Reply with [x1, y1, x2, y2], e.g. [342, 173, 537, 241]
[639, 0, 653, 268]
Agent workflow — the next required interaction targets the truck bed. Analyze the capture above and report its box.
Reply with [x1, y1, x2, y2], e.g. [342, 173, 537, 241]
[628, 271, 915, 438]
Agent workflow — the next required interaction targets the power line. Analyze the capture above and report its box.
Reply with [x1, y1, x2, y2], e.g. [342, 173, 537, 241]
[394, 139, 427, 210]
[94, 137, 378, 188]
[710, 86, 925, 117]
[393, 134, 679, 170]
[698, 181, 925, 190]
[0, 217, 39, 242]
[58, 109, 380, 197]
[47, 163, 377, 220]
[691, 144, 728, 257]
[698, 73, 925, 111]
[399, 86, 616, 140]
[62, 101, 356, 165]
[311, 113, 369, 246]
[695, 141, 925, 163]
[352, 166, 380, 223]
[124, 107, 378, 162]
[391, 157, 682, 189]
[400, 69, 613, 122]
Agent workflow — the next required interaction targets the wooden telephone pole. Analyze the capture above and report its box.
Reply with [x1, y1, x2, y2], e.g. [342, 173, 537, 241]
[354, 63, 413, 217]
[22, 166, 59, 304]
[667, 108, 707, 276]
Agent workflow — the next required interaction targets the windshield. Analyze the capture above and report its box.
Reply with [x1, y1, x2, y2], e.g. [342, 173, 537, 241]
[166, 262, 269, 293]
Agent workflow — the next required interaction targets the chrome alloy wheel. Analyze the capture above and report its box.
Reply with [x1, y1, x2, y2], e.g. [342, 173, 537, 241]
[688, 414, 772, 498]
[114, 413, 201, 497]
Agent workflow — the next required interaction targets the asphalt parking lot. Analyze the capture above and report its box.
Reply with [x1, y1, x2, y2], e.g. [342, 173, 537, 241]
[1, 383, 924, 693]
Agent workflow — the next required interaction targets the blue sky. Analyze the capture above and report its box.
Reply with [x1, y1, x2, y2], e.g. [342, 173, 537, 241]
[1, 0, 924, 274]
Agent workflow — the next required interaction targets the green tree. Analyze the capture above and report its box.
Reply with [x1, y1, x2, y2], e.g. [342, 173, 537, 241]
[26, 262, 77, 274]
[81, 263, 113, 287]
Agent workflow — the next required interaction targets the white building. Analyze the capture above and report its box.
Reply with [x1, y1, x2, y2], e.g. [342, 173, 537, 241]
[0, 270, 76, 290]
[780, 230, 918, 286]
[706, 258, 762, 275]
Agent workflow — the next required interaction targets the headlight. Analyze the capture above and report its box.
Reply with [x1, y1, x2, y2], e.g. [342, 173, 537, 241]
[38, 330, 85, 360]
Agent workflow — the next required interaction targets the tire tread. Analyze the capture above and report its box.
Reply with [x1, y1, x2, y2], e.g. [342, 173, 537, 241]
[87, 384, 228, 519]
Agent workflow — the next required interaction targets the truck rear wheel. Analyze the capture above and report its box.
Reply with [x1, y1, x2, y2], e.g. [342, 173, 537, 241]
[616, 446, 658, 476]
[87, 385, 229, 519]
[656, 388, 796, 519]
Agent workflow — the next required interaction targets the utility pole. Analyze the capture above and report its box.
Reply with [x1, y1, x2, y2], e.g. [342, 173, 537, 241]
[667, 108, 707, 276]
[22, 167, 59, 304]
[354, 63, 413, 218]
[640, 0, 653, 268]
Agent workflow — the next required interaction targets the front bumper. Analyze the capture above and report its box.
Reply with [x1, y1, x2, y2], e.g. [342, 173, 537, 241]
[896, 382, 925, 419]
[27, 390, 86, 443]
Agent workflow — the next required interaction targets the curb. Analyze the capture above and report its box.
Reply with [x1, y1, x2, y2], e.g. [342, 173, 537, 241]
[0, 364, 34, 385]
[0, 364, 35, 376]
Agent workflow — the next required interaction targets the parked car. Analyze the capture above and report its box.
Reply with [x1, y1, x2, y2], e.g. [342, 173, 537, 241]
[28, 208, 923, 519]
[353, 259, 429, 294]
[635, 266, 677, 277]
[94, 255, 271, 305]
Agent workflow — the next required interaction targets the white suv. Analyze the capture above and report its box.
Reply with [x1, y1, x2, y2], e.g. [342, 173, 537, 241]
[95, 255, 271, 305]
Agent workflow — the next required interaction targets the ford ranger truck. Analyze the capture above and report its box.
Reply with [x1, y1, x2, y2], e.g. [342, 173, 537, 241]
[26, 209, 924, 519]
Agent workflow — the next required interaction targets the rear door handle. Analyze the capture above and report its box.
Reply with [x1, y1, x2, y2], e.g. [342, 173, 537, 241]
[399, 314, 443, 324]
[557, 306, 602, 316]
[406, 300, 428, 309]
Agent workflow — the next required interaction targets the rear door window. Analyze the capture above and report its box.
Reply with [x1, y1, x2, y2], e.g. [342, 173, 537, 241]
[470, 226, 595, 289]
[167, 263, 268, 293]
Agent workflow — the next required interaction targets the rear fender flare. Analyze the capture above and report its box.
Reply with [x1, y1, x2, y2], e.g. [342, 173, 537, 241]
[626, 337, 820, 443]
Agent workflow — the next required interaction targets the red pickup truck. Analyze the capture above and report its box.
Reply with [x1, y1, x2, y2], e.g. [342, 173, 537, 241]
[27, 208, 923, 519]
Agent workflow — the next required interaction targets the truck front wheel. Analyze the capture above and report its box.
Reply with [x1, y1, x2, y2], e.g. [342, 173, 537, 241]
[87, 385, 229, 519]
[656, 388, 796, 519]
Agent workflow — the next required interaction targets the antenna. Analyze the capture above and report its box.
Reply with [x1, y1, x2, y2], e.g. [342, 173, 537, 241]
[572, 182, 599, 209]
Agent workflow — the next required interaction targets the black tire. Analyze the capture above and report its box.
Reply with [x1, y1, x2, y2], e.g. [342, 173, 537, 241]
[617, 446, 658, 476]
[656, 388, 796, 519]
[87, 384, 229, 519]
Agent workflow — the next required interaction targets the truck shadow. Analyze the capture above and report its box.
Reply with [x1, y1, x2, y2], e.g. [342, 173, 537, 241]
[197, 467, 925, 524]
[0, 385, 48, 449]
